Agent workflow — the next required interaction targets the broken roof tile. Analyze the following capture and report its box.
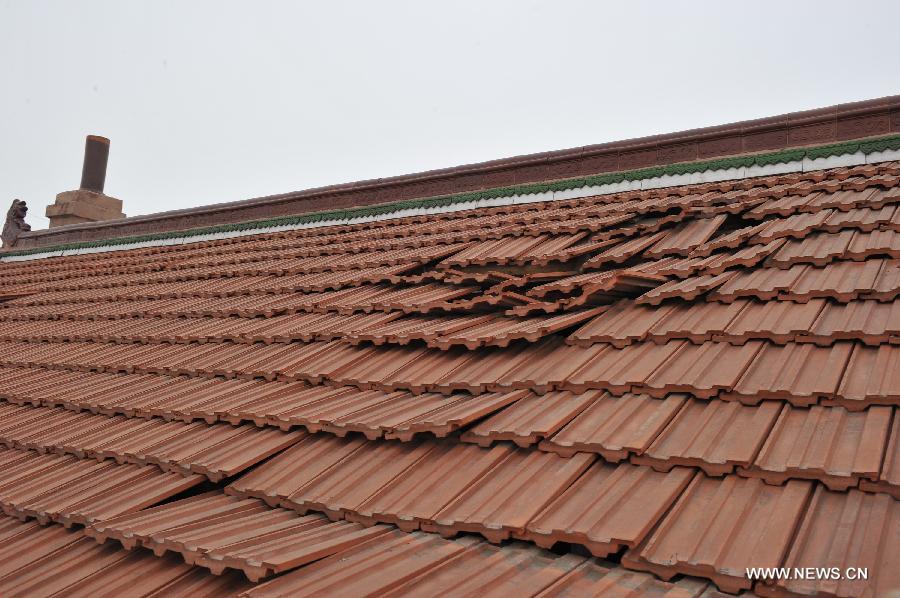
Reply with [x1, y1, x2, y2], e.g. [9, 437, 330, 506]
[581, 231, 669, 269]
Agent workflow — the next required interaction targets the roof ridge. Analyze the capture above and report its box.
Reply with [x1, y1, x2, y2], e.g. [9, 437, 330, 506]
[6, 133, 900, 260]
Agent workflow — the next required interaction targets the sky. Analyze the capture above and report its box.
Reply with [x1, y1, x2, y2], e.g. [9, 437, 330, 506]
[1, 1, 898, 230]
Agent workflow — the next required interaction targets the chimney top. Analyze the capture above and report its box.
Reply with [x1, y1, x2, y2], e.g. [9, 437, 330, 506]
[80, 135, 111, 193]
[45, 135, 125, 228]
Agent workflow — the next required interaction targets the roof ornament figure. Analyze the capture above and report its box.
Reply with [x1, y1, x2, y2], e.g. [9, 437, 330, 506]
[1, 199, 31, 249]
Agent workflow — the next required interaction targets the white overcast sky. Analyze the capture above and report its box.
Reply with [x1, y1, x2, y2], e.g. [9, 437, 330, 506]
[1, 1, 898, 230]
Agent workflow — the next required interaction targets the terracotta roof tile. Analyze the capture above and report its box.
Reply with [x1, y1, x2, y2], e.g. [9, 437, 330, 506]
[541, 392, 687, 460]
[460, 390, 601, 447]
[690, 221, 773, 256]
[567, 300, 681, 347]
[524, 463, 694, 556]
[350, 443, 516, 530]
[756, 488, 900, 598]
[823, 205, 897, 232]
[723, 298, 826, 344]
[645, 216, 728, 258]
[636, 272, 735, 305]
[753, 210, 835, 241]
[769, 229, 900, 267]
[567, 341, 686, 395]
[725, 342, 855, 405]
[88, 492, 390, 581]
[582, 231, 669, 269]
[240, 530, 473, 597]
[383, 542, 587, 597]
[0, 403, 303, 480]
[740, 404, 892, 491]
[0, 516, 82, 578]
[227, 435, 367, 506]
[426, 449, 595, 543]
[623, 475, 813, 593]
[439, 234, 588, 267]
[0, 447, 202, 526]
[240, 530, 594, 598]
[641, 341, 763, 398]
[0, 516, 253, 596]
[807, 299, 900, 345]
[661, 238, 786, 277]
[632, 399, 782, 475]
[279, 439, 436, 520]
[536, 559, 714, 597]
[646, 299, 749, 343]
[832, 344, 900, 408]
[860, 415, 900, 498]
[529, 269, 665, 300]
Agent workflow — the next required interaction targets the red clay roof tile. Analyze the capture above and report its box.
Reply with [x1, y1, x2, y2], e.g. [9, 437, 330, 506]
[636, 272, 735, 305]
[860, 415, 900, 498]
[725, 342, 854, 405]
[460, 390, 600, 448]
[623, 475, 813, 593]
[525, 463, 694, 557]
[832, 344, 900, 408]
[740, 404, 892, 491]
[645, 216, 728, 258]
[426, 449, 595, 543]
[633, 399, 782, 475]
[540, 392, 687, 460]
[756, 487, 900, 598]
[88, 492, 391, 581]
[0, 447, 202, 526]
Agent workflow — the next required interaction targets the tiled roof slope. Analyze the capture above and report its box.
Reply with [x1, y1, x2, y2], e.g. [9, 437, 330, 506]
[0, 156, 899, 595]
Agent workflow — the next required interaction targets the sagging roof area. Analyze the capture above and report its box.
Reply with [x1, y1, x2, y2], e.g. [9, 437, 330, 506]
[0, 144, 899, 595]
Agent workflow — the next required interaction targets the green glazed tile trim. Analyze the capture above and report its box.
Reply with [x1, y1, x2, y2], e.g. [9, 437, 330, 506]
[5, 134, 900, 258]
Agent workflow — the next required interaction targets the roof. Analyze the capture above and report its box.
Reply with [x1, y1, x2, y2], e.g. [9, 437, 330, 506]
[0, 99, 899, 596]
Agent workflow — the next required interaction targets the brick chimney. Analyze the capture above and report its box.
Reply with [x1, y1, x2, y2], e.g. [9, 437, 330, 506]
[46, 135, 126, 228]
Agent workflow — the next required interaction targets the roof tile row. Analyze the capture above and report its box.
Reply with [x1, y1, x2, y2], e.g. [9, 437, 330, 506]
[0, 515, 251, 597]
[0, 447, 202, 526]
[0, 402, 303, 481]
[87, 492, 391, 581]
[572, 297, 900, 347]
[2, 335, 897, 407]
